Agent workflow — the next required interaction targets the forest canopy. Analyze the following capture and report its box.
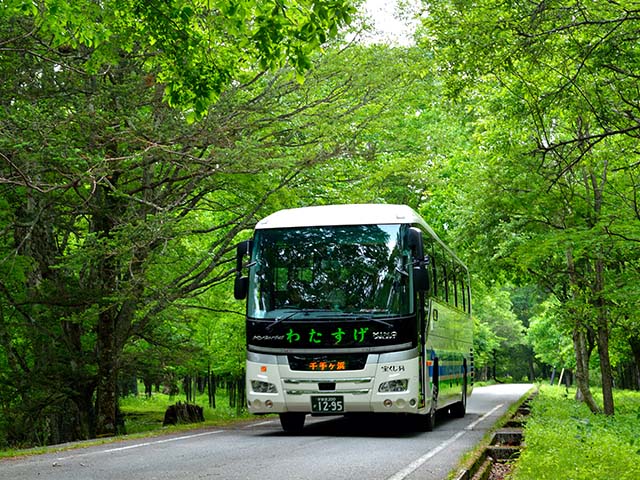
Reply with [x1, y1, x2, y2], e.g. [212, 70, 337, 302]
[1, 0, 639, 448]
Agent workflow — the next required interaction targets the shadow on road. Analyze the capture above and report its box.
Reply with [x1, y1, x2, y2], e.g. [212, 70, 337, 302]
[257, 409, 462, 438]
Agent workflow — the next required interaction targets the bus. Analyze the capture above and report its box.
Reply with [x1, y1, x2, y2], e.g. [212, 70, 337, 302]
[233, 204, 473, 432]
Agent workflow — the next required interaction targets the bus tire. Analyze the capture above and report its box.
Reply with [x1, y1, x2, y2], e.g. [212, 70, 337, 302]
[451, 367, 467, 418]
[424, 384, 438, 431]
[279, 412, 305, 433]
[421, 359, 438, 432]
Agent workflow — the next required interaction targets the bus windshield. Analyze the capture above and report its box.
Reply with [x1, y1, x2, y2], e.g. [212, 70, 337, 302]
[247, 224, 413, 319]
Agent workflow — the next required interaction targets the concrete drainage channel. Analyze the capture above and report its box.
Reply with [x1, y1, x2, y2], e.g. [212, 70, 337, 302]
[454, 391, 536, 480]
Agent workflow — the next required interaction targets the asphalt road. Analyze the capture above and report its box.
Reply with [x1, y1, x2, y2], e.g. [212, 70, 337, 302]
[0, 383, 532, 480]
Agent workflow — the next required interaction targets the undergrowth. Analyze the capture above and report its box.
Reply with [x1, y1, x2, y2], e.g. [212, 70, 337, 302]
[0, 392, 254, 458]
[119, 391, 253, 435]
[512, 385, 640, 480]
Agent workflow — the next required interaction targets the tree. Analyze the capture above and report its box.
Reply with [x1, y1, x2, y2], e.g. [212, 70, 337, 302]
[2, 6, 448, 443]
[471, 282, 525, 381]
[0, 2, 365, 442]
[1, 0, 356, 117]
[421, 0, 640, 415]
[527, 297, 575, 375]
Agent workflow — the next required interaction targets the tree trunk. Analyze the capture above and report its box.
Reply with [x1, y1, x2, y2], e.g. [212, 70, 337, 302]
[528, 351, 535, 382]
[566, 247, 601, 413]
[630, 336, 640, 390]
[207, 366, 216, 408]
[588, 167, 614, 414]
[572, 325, 601, 413]
[236, 377, 245, 414]
[594, 257, 614, 415]
[92, 176, 125, 437]
[95, 308, 119, 437]
[596, 315, 614, 414]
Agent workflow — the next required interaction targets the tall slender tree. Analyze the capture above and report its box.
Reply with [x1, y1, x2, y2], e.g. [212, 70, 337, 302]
[422, 0, 640, 414]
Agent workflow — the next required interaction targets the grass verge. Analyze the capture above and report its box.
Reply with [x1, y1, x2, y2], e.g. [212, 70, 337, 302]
[119, 391, 253, 435]
[0, 391, 257, 459]
[512, 385, 640, 480]
[448, 385, 536, 479]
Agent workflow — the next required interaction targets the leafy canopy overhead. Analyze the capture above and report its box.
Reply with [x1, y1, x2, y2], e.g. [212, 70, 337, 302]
[3, 0, 356, 116]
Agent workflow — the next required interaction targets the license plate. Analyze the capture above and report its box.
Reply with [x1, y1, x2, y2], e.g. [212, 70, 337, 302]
[311, 395, 344, 413]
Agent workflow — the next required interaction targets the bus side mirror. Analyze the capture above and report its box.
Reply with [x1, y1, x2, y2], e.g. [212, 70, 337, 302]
[413, 264, 429, 292]
[233, 239, 253, 300]
[407, 228, 429, 292]
[407, 227, 424, 259]
[234, 276, 249, 300]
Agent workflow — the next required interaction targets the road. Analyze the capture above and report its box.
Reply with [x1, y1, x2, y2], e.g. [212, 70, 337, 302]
[0, 384, 532, 480]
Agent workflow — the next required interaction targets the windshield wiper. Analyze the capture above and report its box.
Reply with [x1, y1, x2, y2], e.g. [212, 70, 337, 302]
[266, 308, 329, 330]
[266, 308, 396, 330]
[333, 311, 394, 328]
[356, 314, 393, 328]
[395, 265, 409, 277]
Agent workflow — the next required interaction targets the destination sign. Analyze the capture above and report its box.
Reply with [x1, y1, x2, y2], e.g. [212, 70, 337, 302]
[247, 316, 415, 350]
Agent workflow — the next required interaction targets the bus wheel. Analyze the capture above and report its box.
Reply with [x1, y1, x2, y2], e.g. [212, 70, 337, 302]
[279, 412, 305, 433]
[424, 391, 437, 431]
[451, 385, 467, 418]
[423, 360, 439, 432]
[418, 382, 438, 432]
[451, 369, 468, 418]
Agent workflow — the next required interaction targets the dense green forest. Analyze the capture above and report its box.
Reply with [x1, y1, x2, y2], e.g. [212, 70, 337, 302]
[1, 0, 638, 448]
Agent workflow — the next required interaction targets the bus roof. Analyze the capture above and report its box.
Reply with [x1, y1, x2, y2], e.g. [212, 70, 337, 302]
[255, 204, 429, 230]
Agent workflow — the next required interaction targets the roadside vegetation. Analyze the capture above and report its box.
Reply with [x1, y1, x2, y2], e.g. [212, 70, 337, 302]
[513, 386, 640, 480]
[0, 386, 254, 459]
[119, 389, 253, 436]
[2, 0, 639, 455]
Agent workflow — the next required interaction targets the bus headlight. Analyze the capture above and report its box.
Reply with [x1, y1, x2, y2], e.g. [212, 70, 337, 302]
[251, 380, 278, 394]
[378, 379, 408, 393]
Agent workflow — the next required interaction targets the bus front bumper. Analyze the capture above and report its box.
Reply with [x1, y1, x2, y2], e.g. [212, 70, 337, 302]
[246, 358, 420, 415]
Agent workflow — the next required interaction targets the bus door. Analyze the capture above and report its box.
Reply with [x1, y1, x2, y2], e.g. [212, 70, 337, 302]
[418, 296, 432, 409]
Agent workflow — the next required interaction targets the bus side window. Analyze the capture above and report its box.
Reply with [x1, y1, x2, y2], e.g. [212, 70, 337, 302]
[423, 237, 437, 296]
[436, 249, 447, 303]
[457, 267, 466, 311]
[446, 258, 455, 306]
[451, 262, 458, 307]
[431, 251, 438, 297]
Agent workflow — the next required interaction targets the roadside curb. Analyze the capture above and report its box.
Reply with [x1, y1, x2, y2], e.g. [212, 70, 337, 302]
[452, 387, 537, 480]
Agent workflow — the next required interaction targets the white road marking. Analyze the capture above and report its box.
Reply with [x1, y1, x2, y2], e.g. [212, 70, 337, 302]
[386, 403, 505, 480]
[244, 420, 277, 428]
[465, 404, 504, 430]
[56, 430, 224, 461]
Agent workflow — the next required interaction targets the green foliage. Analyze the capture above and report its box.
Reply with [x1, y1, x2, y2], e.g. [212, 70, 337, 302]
[514, 386, 640, 480]
[119, 388, 252, 435]
[470, 281, 530, 380]
[421, 0, 640, 408]
[472, 317, 500, 372]
[1, 0, 446, 445]
[1, 0, 356, 117]
[527, 297, 575, 370]
[1, 0, 638, 450]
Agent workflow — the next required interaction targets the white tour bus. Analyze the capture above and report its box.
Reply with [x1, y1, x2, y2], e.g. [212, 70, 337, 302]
[233, 204, 473, 432]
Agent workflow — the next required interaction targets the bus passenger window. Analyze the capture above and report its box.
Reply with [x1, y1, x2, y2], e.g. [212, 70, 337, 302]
[452, 267, 458, 307]
[431, 255, 438, 296]
[435, 251, 447, 303]
[447, 261, 455, 306]
[422, 239, 437, 297]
